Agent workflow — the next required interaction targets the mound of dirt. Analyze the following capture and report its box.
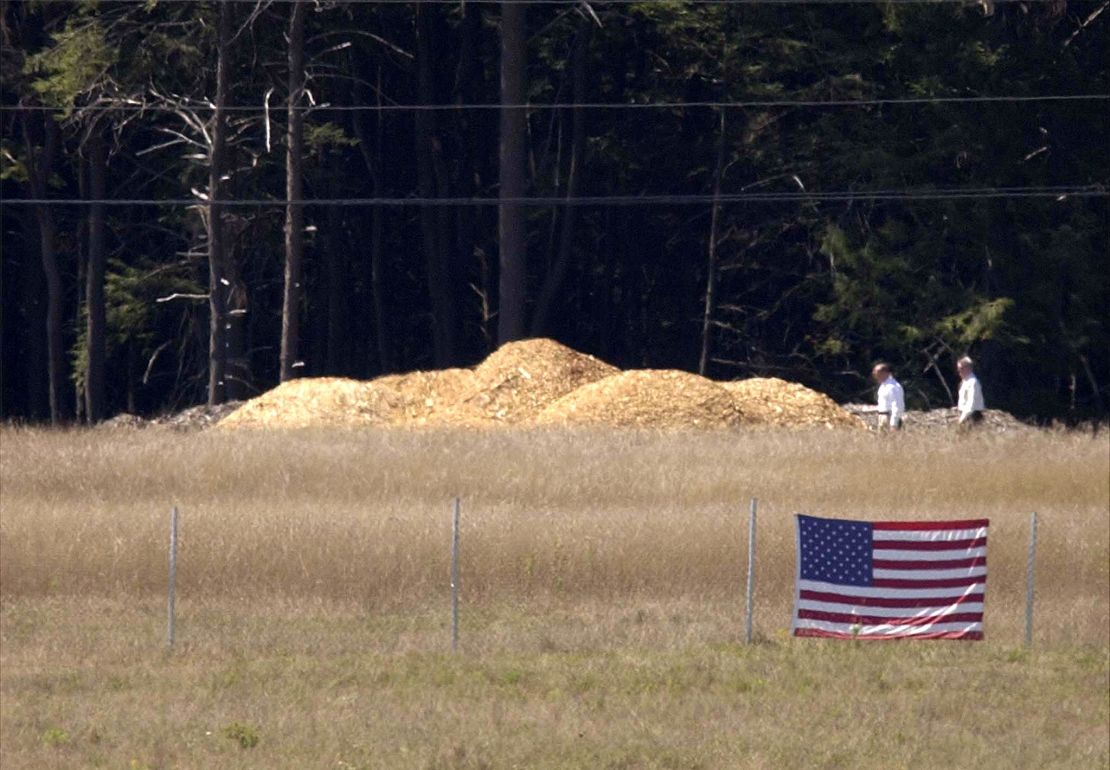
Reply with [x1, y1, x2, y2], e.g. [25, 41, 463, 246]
[721, 377, 865, 430]
[464, 338, 618, 423]
[155, 401, 245, 431]
[96, 412, 151, 430]
[97, 402, 245, 431]
[218, 378, 403, 430]
[535, 369, 745, 429]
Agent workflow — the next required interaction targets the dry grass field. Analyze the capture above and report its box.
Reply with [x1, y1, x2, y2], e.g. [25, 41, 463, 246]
[1, 426, 1107, 768]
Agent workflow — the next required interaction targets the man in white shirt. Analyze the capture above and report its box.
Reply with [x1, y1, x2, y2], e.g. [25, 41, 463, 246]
[871, 363, 905, 430]
[956, 356, 985, 426]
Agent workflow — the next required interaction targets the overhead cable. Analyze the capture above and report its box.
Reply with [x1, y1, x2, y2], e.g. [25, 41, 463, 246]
[4, 185, 1106, 207]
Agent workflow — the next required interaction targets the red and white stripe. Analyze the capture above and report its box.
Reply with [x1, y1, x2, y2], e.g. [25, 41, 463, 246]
[793, 518, 989, 640]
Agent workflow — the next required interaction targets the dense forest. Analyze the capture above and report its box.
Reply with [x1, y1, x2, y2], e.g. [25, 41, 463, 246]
[1, 0, 1107, 424]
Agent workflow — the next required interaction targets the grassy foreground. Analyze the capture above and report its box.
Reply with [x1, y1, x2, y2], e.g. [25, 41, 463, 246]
[1, 427, 1108, 768]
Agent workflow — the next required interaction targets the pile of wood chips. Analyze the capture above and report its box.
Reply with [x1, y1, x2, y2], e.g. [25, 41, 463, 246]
[371, 368, 482, 426]
[217, 339, 866, 432]
[535, 370, 746, 429]
[217, 377, 403, 430]
[218, 339, 618, 430]
[721, 377, 866, 430]
[461, 338, 618, 423]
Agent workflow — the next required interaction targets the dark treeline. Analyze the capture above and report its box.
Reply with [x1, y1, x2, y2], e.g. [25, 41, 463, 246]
[1, 0, 1107, 423]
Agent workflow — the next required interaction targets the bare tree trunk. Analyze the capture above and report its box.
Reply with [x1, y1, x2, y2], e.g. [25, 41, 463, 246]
[324, 192, 346, 374]
[698, 110, 727, 376]
[126, 339, 136, 413]
[18, 206, 49, 420]
[224, 255, 250, 400]
[39, 200, 64, 424]
[85, 127, 108, 421]
[369, 134, 390, 373]
[351, 54, 392, 373]
[207, 0, 232, 406]
[415, 4, 457, 366]
[532, 25, 590, 336]
[367, 110, 390, 373]
[280, 0, 306, 382]
[453, 2, 481, 355]
[74, 152, 88, 423]
[23, 111, 66, 424]
[1078, 353, 1104, 411]
[497, 0, 528, 344]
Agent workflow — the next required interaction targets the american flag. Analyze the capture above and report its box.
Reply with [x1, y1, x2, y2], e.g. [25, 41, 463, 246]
[792, 514, 988, 640]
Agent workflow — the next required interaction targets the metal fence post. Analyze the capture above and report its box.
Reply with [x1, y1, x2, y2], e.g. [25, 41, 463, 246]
[168, 506, 178, 649]
[451, 497, 461, 652]
[745, 498, 757, 644]
[1025, 511, 1038, 648]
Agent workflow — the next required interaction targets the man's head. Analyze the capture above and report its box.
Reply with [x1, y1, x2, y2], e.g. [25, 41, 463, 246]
[871, 363, 891, 384]
[957, 356, 974, 380]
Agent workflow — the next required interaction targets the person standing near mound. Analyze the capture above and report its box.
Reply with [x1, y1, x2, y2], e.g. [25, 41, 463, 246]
[871, 363, 905, 431]
[956, 356, 985, 428]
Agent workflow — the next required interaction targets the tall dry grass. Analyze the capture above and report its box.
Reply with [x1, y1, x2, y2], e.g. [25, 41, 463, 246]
[2, 426, 1106, 646]
[2, 426, 1108, 769]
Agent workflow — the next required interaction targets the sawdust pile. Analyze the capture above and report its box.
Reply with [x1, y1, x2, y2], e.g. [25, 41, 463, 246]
[219, 339, 617, 430]
[721, 377, 865, 430]
[371, 368, 483, 426]
[217, 378, 402, 430]
[464, 338, 619, 423]
[535, 370, 746, 429]
[218, 338, 868, 432]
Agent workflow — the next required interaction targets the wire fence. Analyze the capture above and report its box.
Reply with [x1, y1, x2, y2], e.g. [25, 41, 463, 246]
[160, 500, 1041, 651]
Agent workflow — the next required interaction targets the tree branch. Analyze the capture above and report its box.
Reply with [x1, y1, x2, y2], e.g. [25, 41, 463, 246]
[156, 292, 209, 304]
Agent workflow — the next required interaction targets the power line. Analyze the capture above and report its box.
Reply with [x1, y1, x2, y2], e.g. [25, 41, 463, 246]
[6, 94, 1108, 113]
[11, 0, 1093, 4]
[4, 186, 1106, 207]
